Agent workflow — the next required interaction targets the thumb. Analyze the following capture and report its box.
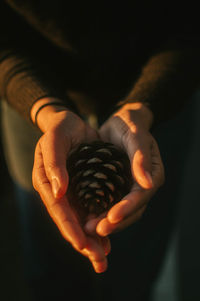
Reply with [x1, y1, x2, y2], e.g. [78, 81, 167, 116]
[132, 147, 153, 189]
[41, 131, 71, 198]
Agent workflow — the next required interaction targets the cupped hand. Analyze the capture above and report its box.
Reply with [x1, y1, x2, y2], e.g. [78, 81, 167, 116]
[84, 102, 165, 236]
[32, 107, 111, 273]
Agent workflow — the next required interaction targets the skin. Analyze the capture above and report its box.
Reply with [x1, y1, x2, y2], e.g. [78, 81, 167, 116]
[85, 103, 165, 236]
[31, 97, 165, 273]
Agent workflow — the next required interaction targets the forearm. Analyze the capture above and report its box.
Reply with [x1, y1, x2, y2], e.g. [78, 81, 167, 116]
[0, 2, 76, 121]
[113, 102, 154, 132]
[118, 42, 200, 126]
[30, 97, 75, 132]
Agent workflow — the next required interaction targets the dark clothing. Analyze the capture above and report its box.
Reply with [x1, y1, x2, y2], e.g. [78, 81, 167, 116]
[0, 1, 200, 125]
[0, 2, 200, 300]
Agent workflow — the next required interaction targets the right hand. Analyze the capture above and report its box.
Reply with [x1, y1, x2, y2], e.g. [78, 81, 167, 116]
[32, 100, 111, 273]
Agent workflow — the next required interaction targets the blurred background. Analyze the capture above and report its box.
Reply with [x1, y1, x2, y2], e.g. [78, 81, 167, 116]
[0, 93, 200, 301]
[0, 129, 32, 300]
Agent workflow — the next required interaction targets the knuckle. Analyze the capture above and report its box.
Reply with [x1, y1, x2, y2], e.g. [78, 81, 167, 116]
[36, 178, 49, 190]
[32, 173, 49, 192]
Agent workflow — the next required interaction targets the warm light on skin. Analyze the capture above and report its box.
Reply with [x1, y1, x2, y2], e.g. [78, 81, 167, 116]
[31, 96, 161, 273]
[132, 149, 153, 189]
[114, 102, 153, 133]
[84, 101, 165, 241]
[31, 96, 110, 274]
[30, 97, 71, 132]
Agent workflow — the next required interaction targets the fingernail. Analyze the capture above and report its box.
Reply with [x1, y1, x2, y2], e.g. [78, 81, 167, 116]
[97, 225, 110, 237]
[52, 177, 60, 198]
[145, 171, 153, 188]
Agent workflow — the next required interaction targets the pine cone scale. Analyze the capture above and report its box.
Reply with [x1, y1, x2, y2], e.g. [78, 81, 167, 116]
[67, 141, 132, 215]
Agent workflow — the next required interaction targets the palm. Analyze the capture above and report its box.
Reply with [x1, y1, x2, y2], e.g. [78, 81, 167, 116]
[84, 113, 164, 236]
[32, 112, 110, 273]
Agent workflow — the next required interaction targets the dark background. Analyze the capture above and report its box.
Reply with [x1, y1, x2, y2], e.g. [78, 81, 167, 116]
[0, 133, 32, 300]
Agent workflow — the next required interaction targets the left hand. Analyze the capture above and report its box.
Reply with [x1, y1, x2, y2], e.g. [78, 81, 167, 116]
[31, 98, 111, 273]
[84, 102, 165, 236]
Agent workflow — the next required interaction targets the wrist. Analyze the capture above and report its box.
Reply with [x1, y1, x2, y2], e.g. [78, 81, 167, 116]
[115, 102, 154, 131]
[31, 97, 71, 132]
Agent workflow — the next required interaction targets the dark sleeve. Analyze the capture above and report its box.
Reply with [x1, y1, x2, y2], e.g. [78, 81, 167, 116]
[117, 8, 200, 126]
[0, 1, 76, 122]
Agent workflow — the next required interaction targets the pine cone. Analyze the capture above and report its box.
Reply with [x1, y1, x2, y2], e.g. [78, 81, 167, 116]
[67, 141, 132, 216]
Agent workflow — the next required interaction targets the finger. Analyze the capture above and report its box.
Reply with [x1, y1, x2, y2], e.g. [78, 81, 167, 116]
[100, 236, 111, 255]
[84, 212, 107, 235]
[33, 142, 87, 250]
[106, 139, 164, 224]
[132, 147, 153, 189]
[89, 235, 111, 256]
[107, 185, 154, 224]
[96, 205, 147, 236]
[83, 213, 111, 254]
[121, 129, 153, 189]
[111, 205, 147, 232]
[47, 196, 86, 250]
[40, 130, 71, 198]
[80, 236, 108, 273]
[32, 140, 50, 190]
